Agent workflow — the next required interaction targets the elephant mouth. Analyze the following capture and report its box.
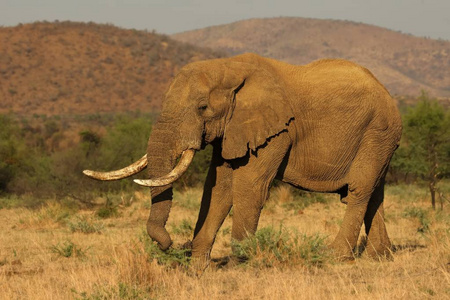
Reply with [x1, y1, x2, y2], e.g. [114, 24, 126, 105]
[134, 149, 196, 187]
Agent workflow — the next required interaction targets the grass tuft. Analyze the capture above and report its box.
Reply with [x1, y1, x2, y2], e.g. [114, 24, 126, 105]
[95, 197, 121, 219]
[171, 219, 193, 237]
[71, 282, 151, 300]
[16, 201, 73, 228]
[402, 207, 431, 233]
[51, 240, 89, 258]
[67, 216, 104, 234]
[139, 231, 191, 268]
[232, 225, 330, 268]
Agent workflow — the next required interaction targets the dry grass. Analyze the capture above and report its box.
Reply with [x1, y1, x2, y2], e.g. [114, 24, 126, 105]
[1, 184, 449, 299]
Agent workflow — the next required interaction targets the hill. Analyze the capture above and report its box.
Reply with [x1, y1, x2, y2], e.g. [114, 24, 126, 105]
[172, 17, 450, 98]
[0, 21, 224, 116]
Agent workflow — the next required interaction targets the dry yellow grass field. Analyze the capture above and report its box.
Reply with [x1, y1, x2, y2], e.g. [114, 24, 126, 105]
[1, 184, 449, 299]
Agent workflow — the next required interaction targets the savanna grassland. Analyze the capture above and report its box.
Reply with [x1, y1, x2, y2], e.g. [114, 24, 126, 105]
[1, 183, 449, 299]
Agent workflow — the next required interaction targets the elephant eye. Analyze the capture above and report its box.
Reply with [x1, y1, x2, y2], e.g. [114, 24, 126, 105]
[198, 104, 208, 111]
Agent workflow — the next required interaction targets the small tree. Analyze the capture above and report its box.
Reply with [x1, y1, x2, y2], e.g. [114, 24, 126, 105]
[401, 91, 450, 209]
[0, 115, 20, 192]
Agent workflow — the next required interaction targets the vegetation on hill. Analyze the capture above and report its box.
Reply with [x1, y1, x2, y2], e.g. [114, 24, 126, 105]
[0, 21, 224, 116]
[172, 17, 450, 98]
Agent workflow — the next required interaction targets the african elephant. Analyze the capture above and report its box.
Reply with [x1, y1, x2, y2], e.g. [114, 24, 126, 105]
[83, 53, 402, 267]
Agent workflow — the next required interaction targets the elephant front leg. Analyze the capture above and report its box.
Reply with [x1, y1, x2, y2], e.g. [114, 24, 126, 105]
[230, 179, 267, 241]
[230, 132, 291, 253]
[190, 152, 233, 273]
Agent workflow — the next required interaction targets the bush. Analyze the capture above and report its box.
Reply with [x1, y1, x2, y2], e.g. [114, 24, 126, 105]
[139, 231, 191, 267]
[402, 207, 431, 233]
[96, 198, 120, 219]
[171, 219, 193, 237]
[68, 216, 104, 234]
[232, 225, 330, 268]
[71, 283, 150, 300]
[51, 240, 89, 258]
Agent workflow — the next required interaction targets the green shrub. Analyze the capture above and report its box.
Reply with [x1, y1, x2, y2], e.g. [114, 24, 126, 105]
[0, 194, 47, 209]
[96, 197, 120, 219]
[232, 225, 330, 268]
[403, 207, 431, 233]
[68, 216, 104, 234]
[171, 219, 193, 237]
[96, 206, 119, 219]
[139, 231, 190, 267]
[72, 282, 150, 300]
[51, 240, 89, 258]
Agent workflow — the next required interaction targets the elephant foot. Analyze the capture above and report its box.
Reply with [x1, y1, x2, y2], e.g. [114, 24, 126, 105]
[213, 255, 247, 270]
[189, 253, 211, 277]
[329, 240, 356, 262]
[365, 242, 393, 261]
[181, 240, 193, 251]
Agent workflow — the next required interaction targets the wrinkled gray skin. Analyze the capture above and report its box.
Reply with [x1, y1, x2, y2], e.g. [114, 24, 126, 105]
[87, 53, 402, 270]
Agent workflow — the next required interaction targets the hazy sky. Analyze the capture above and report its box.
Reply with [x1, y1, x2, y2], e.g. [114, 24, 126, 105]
[1, 0, 449, 40]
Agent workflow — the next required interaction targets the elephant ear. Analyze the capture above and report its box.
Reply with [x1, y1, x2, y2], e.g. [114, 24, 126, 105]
[222, 69, 294, 160]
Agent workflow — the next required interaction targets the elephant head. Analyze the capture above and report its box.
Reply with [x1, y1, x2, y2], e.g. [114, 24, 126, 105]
[83, 53, 294, 250]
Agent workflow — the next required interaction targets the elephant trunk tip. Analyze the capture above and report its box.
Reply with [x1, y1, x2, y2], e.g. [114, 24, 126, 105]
[147, 223, 173, 251]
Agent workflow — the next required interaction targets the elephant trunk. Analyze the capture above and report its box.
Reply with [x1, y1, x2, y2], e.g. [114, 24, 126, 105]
[145, 119, 180, 250]
[147, 188, 173, 250]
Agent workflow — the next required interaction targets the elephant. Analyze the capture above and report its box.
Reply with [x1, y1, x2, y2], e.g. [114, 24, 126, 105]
[83, 53, 402, 268]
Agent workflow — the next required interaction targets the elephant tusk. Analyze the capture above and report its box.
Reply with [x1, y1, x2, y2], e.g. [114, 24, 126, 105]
[83, 154, 148, 180]
[134, 149, 195, 187]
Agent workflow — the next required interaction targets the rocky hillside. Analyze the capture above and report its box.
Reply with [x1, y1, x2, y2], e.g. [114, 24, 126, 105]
[172, 17, 450, 98]
[1, 19, 448, 118]
[0, 21, 224, 116]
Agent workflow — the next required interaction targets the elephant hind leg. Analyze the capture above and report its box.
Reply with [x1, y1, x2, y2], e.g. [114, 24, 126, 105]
[330, 188, 370, 260]
[364, 177, 392, 259]
[331, 132, 395, 260]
